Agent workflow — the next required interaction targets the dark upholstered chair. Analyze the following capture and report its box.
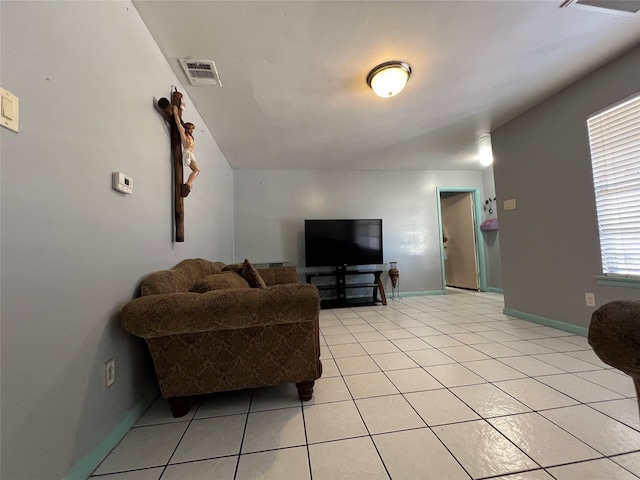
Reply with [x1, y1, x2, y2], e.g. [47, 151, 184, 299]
[588, 300, 640, 416]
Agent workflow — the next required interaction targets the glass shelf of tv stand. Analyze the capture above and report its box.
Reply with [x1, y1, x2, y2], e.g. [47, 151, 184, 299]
[305, 269, 387, 309]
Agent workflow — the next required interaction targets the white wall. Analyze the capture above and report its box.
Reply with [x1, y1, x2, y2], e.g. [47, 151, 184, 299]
[492, 45, 640, 329]
[234, 170, 486, 294]
[0, 2, 234, 479]
[482, 166, 502, 289]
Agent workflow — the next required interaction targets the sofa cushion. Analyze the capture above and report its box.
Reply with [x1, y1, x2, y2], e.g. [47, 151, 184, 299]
[141, 259, 225, 295]
[241, 259, 267, 288]
[222, 263, 243, 273]
[190, 272, 250, 293]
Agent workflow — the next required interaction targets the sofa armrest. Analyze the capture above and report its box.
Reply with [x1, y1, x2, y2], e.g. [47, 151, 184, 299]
[121, 283, 319, 338]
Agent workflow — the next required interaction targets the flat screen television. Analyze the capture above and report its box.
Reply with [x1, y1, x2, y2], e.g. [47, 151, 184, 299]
[305, 219, 383, 267]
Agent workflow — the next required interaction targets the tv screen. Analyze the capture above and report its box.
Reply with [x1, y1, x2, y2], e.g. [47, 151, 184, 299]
[305, 219, 383, 267]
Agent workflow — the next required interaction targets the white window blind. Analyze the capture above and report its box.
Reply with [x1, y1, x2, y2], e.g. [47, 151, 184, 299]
[587, 93, 640, 277]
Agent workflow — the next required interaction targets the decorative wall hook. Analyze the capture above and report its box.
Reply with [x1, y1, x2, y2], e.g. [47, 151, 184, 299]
[484, 197, 496, 215]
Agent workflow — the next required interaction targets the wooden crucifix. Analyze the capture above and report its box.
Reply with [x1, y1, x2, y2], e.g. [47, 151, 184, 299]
[157, 88, 200, 242]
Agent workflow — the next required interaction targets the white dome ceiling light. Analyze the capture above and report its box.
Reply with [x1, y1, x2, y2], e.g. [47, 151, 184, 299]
[366, 61, 412, 98]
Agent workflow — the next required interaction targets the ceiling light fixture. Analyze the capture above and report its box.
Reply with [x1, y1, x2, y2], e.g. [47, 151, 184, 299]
[366, 61, 412, 98]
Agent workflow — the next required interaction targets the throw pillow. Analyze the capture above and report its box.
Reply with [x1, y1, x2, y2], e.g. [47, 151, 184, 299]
[241, 259, 267, 288]
[190, 272, 250, 293]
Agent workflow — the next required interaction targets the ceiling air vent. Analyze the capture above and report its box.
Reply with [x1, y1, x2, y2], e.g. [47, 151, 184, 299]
[179, 59, 222, 86]
[560, 0, 640, 16]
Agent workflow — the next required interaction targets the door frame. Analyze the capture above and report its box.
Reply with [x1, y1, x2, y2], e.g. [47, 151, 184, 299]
[436, 187, 488, 292]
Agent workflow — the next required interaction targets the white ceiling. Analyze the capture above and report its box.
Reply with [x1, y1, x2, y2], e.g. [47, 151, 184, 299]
[133, 0, 640, 171]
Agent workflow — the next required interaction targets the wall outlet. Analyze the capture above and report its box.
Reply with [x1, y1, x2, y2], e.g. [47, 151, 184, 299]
[585, 292, 596, 307]
[104, 357, 116, 388]
[504, 198, 517, 211]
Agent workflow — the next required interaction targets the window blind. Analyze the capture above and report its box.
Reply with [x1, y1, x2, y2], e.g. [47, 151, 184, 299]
[587, 93, 640, 277]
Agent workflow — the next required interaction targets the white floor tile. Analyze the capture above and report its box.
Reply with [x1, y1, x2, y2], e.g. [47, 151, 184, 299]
[504, 341, 555, 355]
[532, 352, 603, 373]
[343, 372, 399, 399]
[370, 351, 419, 370]
[536, 373, 623, 403]
[424, 363, 486, 387]
[385, 367, 443, 393]
[170, 414, 246, 463]
[450, 332, 495, 344]
[389, 337, 430, 351]
[323, 333, 358, 345]
[490, 471, 554, 480]
[355, 394, 426, 434]
[541, 405, 640, 456]
[470, 342, 525, 358]
[318, 358, 340, 377]
[194, 389, 252, 419]
[439, 345, 491, 362]
[612, 451, 640, 477]
[589, 398, 640, 430]
[503, 356, 565, 376]
[250, 383, 302, 412]
[566, 349, 612, 368]
[360, 340, 401, 354]
[451, 384, 531, 418]
[462, 359, 527, 382]
[305, 376, 352, 404]
[434, 420, 538, 478]
[576, 369, 637, 397]
[135, 397, 195, 427]
[236, 446, 310, 480]
[531, 337, 585, 352]
[94, 423, 189, 475]
[405, 389, 480, 426]
[309, 436, 389, 480]
[373, 428, 470, 479]
[241, 407, 306, 453]
[421, 335, 465, 348]
[405, 348, 456, 366]
[547, 458, 638, 480]
[162, 457, 237, 480]
[90, 468, 164, 480]
[303, 400, 368, 443]
[494, 378, 579, 410]
[489, 413, 601, 467]
[335, 355, 381, 375]
[328, 342, 367, 358]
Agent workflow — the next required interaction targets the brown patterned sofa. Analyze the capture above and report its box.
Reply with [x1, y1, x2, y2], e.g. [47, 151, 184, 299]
[121, 258, 322, 417]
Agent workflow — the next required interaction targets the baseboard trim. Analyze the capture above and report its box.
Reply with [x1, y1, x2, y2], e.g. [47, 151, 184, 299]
[486, 287, 504, 294]
[503, 308, 588, 337]
[389, 290, 445, 298]
[65, 389, 158, 480]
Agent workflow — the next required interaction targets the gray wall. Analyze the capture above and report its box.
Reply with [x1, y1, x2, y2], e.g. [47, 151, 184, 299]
[492, 44, 640, 329]
[233, 169, 489, 294]
[0, 2, 234, 479]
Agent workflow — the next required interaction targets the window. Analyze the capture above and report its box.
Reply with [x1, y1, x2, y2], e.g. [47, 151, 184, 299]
[587, 93, 640, 280]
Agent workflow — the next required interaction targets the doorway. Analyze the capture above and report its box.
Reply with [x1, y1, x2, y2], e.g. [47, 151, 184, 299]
[437, 188, 487, 292]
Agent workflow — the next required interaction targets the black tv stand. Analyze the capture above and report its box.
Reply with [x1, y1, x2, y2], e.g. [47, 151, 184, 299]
[306, 267, 387, 309]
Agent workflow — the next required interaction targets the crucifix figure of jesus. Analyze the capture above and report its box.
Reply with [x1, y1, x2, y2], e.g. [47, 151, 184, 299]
[172, 105, 200, 197]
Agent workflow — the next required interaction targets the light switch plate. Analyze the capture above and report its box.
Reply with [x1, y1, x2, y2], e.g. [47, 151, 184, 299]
[504, 198, 517, 211]
[1, 87, 19, 133]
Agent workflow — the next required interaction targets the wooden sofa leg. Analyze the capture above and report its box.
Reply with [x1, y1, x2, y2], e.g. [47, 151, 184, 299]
[168, 396, 191, 418]
[296, 380, 315, 401]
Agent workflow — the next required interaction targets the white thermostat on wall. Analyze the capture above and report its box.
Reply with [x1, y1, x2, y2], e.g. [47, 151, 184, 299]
[112, 172, 133, 194]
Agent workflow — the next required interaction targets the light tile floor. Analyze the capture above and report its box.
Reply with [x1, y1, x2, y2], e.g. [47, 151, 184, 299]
[91, 290, 640, 479]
